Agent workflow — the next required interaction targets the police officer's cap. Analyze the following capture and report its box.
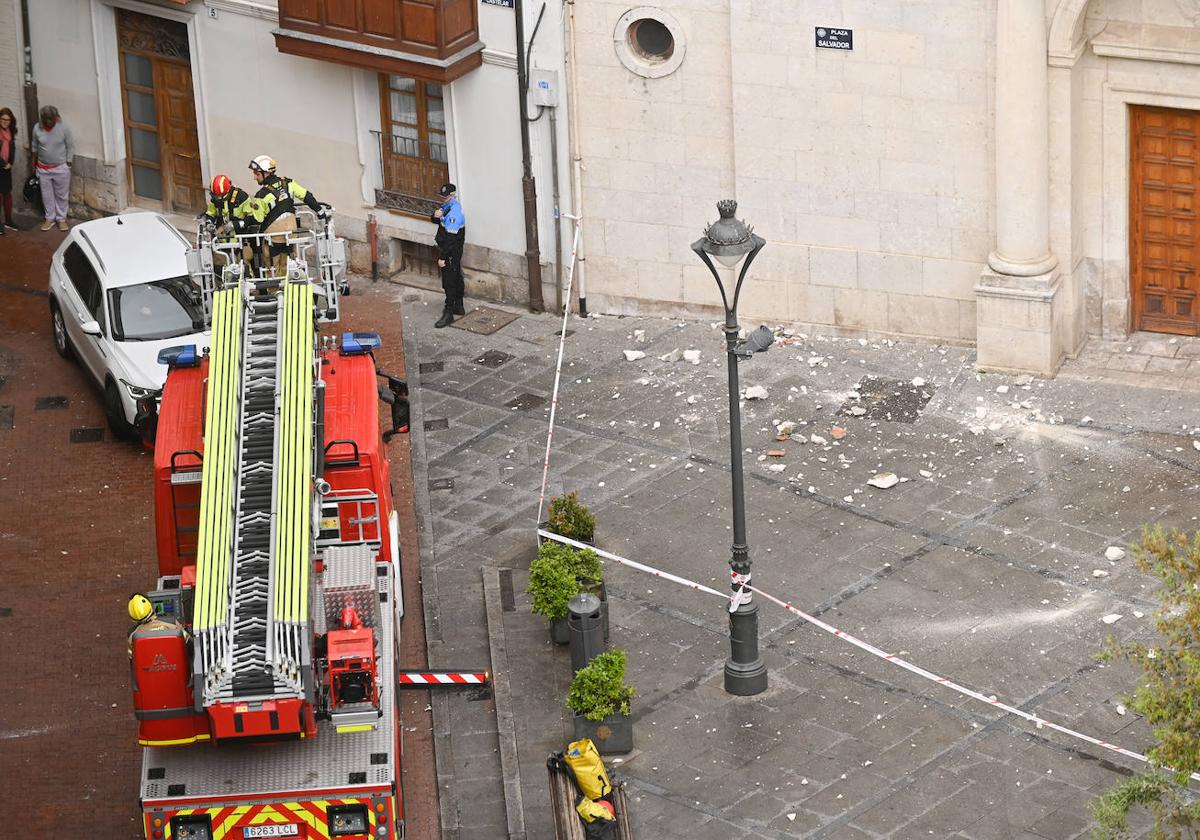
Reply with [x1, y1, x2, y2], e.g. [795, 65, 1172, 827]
[438, 182, 457, 197]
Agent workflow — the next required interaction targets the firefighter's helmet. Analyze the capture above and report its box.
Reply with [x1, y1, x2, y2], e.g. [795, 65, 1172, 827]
[210, 174, 233, 199]
[128, 594, 154, 623]
[249, 155, 277, 175]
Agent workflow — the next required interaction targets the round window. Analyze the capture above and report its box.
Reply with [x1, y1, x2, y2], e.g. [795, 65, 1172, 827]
[630, 18, 673, 62]
[614, 8, 686, 79]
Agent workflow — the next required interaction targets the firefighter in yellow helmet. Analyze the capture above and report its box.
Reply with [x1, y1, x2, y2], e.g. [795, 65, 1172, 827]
[126, 594, 190, 656]
[240, 155, 326, 276]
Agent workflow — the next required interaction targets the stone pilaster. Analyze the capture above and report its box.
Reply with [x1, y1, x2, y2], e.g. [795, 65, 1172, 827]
[976, 0, 1065, 375]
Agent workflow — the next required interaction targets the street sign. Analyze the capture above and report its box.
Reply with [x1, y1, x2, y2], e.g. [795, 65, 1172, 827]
[482, 0, 514, 6]
[815, 27, 852, 50]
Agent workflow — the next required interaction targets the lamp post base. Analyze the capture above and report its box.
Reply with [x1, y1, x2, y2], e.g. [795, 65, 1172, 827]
[724, 657, 768, 696]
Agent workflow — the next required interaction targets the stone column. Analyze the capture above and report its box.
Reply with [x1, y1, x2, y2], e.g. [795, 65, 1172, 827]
[976, 0, 1066, 375]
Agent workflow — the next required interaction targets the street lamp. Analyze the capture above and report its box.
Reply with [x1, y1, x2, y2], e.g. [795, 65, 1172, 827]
[692, 199, 769, 697]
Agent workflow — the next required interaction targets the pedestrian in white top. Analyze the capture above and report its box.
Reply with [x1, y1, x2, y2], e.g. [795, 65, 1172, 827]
[31, 105, 73, 232]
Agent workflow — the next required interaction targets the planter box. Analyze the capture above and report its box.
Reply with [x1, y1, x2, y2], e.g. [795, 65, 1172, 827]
[573, 711, 633, 755]
[550, 616, 570, 645]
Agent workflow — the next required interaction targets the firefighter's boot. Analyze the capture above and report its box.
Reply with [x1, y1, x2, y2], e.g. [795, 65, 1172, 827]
[434, 308, 455, 329]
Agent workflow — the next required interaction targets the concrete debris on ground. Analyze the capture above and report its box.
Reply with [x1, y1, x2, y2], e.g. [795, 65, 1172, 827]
[622, 349, 646, 361]
[660, 348, 682, 363]
[867, 472, 900, 489]
[683, 349, 701, 365]
[744, 385, 769, 400]
[1105, 546, 1126, 561]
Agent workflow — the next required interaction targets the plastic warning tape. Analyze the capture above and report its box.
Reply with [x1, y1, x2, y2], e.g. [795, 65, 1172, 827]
[397, 671, 489, 687]
[536, 529, 1197, 782]
[535, 221, 584, 529]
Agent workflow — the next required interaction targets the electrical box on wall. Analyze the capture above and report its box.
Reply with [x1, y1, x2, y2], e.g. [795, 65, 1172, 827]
[530, 69, 559, 107]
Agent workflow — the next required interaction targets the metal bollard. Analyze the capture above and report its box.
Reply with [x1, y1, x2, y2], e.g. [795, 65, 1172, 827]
[567, 592, 604, 673]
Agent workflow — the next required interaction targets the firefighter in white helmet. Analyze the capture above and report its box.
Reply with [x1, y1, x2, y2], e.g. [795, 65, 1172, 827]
[241, 155, 326, 275]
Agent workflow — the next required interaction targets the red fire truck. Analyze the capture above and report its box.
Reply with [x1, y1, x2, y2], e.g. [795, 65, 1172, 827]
[127, 213, 405, 840]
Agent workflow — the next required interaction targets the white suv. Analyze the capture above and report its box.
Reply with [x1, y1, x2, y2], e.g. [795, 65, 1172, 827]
[48, 212, 208, 438]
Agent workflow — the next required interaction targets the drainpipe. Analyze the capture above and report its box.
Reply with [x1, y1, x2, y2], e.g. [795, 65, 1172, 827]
[513, 0, 545, 312]
[550, 106, 563, 314]
[564, 0, 587, 316]
[19, 0, 38, 143]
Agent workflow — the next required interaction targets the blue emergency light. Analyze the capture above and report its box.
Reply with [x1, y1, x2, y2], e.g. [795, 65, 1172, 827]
[157, 344, 199, 367]
[341, 332, 383, 355]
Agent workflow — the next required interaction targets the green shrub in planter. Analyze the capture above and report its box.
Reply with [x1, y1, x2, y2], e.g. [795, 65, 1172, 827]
[528, 546, 583, 622]
[566, 649, 635, 722]
[563, 544, 602, 590]
[547, 492, 596, 543]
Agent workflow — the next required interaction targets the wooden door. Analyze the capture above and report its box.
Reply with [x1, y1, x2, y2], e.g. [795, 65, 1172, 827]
[380, 74, 449, 203]
[117, 10, 203, 214]
[1131, 105, 1200, 335]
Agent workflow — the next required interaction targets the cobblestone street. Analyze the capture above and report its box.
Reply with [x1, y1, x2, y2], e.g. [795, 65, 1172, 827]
[402, 285, 1200, 839]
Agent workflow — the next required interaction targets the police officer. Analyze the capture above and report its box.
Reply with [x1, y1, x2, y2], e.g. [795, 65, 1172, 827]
[430, 182, 466, 328]
[242, 155, 325, 275]
[203, 174, 249, 269]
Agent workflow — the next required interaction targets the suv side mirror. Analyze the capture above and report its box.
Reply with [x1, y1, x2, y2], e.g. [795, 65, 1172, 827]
[80, 320, 101, 336]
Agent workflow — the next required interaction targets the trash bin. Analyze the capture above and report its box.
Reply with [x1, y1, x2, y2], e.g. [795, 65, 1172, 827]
[567, 592, 604, 673]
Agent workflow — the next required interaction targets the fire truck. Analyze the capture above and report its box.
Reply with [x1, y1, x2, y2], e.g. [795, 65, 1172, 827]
[128, 210, 405, 840]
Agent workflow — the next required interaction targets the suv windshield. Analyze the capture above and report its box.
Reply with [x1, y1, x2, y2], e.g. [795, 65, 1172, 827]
[108, 276, 205, 342]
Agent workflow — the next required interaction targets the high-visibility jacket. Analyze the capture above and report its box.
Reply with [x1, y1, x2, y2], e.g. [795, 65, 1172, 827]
[204, 186, 250, 227]
[241, 174, 321, 230]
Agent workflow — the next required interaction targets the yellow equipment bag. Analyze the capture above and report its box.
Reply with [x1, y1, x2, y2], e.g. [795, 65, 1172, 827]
[575, 797, 615, 824]
[564, 738, 613, 801]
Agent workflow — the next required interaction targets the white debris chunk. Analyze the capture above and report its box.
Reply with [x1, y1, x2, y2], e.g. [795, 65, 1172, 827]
[1116, 704, 1127, 716]
[995, 385, 1009, 394]
[810, 434, 827, 445]
[622, 350, 646, 361]
[849, 406, 867, 416]
[1105, 546, 1126, 562]
[633, 329, 646, 343]
[659, 348, 682, 363]
[807, 356, 825, 367]
[919, 469, 933, 478]
[767, 464, 786, 473]
[868, 472, 900, 489]
[975, 406, 987, 419]
[776, 421, 797, 436]
[744, 385, 769, 400]
[1015, 374, 1033, 386]
[1092, 569, 1109, 578]
[1081, 416, 1093, 424]
[1102, 614, 1123, 625]
[683, 349, 702, 365]
[652, 421, 661, 430]
[1194, 440, 1200, 451]
[686, 395, 698, 404]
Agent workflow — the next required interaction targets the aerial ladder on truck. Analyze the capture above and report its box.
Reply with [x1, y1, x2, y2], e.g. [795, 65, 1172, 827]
[127, 210, 411, 840]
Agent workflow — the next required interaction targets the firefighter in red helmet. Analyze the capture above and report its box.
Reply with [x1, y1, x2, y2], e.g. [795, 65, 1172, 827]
[203, 174, 250, 268]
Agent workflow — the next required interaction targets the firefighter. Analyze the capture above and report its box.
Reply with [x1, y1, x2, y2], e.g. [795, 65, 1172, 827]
[126, 594, 189, 656]
[430, 182, 466, 328]
[203, 174, 249, 269]
[242, 155, 326, 276]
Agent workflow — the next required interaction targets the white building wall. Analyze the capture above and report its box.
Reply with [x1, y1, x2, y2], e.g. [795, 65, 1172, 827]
[0, 0, 27, 189]
[23, 0, 558, 294]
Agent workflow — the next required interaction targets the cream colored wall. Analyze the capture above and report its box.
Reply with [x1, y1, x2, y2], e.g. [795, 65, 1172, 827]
[576, 0, 994, 341]
[0, 0, 24, 158]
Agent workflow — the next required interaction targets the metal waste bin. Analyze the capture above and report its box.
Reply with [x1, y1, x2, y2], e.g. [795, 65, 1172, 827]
[567, 592, 604, 673]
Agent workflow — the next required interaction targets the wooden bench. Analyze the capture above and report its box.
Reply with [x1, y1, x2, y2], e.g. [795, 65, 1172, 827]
[547, 758, 634, 840]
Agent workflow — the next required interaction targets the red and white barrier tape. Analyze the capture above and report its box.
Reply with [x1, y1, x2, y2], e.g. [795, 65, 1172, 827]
[535, 220, 584, 531]
[397, 671, 489, 687]
[537, 529, 1193, 782]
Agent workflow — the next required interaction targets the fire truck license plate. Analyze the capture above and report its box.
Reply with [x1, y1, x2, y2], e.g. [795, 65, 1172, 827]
[243, 826, 299, 838]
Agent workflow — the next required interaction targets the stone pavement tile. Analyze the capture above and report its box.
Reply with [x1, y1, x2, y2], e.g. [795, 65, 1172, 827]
[1105, 353, 1151, 373]
[796, 769, 896, 818]
[1133, 338, 1180, 358]
[1145, 356, 1192, 375]
[846, 770, 971, 835]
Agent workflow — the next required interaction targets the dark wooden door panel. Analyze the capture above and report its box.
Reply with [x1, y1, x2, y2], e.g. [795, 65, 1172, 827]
[1132, 105, 1200, 335]
[158, 61, 203, 213]
[362, 0, 398, 38]
[279, 0, 321, 25]
[324, 0, 359, 32]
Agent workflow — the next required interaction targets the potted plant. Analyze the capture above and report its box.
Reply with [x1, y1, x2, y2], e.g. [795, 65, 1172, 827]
[566, 648, 635, 754]
[528, 542, 583, 644]
[542, 492, 597, 545]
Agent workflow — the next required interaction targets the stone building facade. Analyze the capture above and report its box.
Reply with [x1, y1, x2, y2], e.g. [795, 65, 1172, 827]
[572, 0, 1200, 374]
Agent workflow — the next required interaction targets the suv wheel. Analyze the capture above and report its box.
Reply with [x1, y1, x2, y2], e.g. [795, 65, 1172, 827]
[50, 300, 73, 359]
[104, 379, 137, 441]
